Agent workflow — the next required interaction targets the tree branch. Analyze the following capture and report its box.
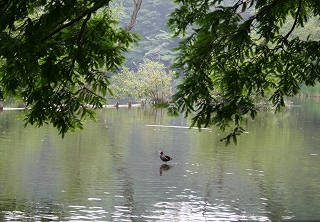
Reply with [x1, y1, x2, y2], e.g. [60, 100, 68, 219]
[56, 12, 92, 93]
[0, 0, 12, 19]
[41, 10, 90, 42]
[41, 2, 104, 42]
[227, 0, 283, 44]
[77, 12, 91, 49]
[283, 0, 302, 40]
[124, 0, 142, 31]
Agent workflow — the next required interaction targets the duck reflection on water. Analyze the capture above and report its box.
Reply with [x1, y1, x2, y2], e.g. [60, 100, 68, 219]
[159, 164, 173, 176]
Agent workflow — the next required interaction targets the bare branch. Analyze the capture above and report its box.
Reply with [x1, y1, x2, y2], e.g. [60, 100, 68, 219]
[124, 0, 142, 31]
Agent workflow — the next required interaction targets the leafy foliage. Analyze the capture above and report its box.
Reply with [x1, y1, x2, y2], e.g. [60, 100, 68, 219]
[168, 0, 320, 144]
[109, 61, 175, 104]
[0, 1, 138, 137]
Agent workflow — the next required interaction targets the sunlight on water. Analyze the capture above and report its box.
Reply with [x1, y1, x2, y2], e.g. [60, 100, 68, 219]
[68, 205, 108, 221]
[3, 210, 59, 221]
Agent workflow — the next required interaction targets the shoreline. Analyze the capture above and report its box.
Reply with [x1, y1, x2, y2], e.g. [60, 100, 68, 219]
[1, 104, 142, 111]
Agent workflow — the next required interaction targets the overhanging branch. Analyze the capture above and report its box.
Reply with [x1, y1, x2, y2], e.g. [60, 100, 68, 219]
[41, 2, 104, 42]
[283, 0, 302, 40]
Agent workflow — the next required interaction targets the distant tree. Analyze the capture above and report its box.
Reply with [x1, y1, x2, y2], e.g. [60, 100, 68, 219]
[109, 61, 175, 104]
[108, 67, 138, 99]
[144, 31, 179, 63]
[0, 1, 139, 137]
[168, 0, 320, 144]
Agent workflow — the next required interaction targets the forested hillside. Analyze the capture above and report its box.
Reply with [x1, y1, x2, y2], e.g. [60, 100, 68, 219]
[115, 0, 179, 69]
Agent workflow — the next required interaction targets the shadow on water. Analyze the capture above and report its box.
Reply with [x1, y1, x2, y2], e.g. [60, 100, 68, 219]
[159, 164, 173, 176]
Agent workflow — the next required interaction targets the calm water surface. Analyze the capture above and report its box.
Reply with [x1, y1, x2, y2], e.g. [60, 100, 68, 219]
[0, 98, 320, 221]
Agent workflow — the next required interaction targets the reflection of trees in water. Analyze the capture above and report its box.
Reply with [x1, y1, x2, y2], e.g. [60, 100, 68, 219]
[145, 108, 167, 123]
[142, 107, 187, 127]
[248, 160, 292, 220]
[202, 170, 214, 220]
[107, 130, 145, 221]
[114, 155, 135, 213]
[212, 156, 242, 217]
[210, 156, 291, 220]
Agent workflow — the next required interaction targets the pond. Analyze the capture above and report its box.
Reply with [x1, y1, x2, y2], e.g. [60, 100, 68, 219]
[0, 97, 320, 221]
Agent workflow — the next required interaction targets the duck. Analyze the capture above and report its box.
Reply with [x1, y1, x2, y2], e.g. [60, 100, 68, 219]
[159, 151, 173, 162]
